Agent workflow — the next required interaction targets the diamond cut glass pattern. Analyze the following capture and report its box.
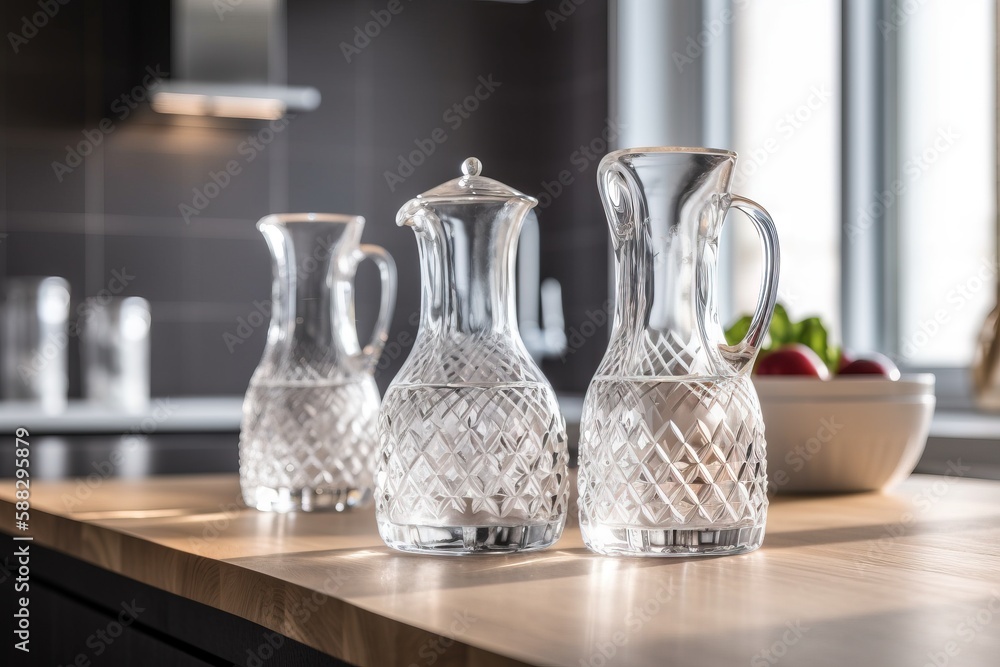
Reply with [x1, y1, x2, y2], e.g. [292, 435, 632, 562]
[242, 380, 379, 511]
[379, 383, 568, 526]
[578, 376, 766, 528]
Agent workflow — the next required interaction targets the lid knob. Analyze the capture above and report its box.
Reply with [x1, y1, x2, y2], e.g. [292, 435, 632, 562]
[461, 157, 482, 177]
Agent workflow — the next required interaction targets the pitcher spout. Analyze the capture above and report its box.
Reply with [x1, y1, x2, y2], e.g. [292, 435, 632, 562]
[598, 147, 737, 245]
[395, 199, 436, 231]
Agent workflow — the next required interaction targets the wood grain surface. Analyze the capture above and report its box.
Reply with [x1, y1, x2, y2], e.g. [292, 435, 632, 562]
[2, 472, 999, 666]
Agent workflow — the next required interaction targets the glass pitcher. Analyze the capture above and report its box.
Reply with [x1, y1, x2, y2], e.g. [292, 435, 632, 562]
[1, 276, 71, 413]
[80, 296, 151, 413]
[241, 213, 396, 512]
[579, 147, 780, 556]
[376, 158, 570, 554]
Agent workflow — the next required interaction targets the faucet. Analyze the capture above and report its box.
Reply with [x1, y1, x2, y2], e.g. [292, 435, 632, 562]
[518, 211, 567, 363]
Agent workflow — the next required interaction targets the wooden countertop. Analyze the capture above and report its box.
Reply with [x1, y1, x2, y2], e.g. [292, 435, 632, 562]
[3, 473, 999, 666]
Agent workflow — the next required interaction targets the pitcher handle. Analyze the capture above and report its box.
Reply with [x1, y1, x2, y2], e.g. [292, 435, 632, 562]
[598, 162, 643, 246]
[356, 244, 397, 367]
[720, 195, 781, 370]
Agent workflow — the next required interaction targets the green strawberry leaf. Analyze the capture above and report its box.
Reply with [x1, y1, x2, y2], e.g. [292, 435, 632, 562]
[827, 345, 842, 373]
[724, 315, 752, 346]
[794, 316, 831, 365]
[726, 303, 839, 371]
[769, 303, 793, 346]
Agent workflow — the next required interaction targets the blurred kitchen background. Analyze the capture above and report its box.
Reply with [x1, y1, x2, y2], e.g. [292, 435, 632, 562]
[0, 0, 609, 396]
[1, 0, 997, 478]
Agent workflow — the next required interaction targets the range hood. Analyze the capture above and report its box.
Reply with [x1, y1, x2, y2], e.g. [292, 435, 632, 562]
[152, 0, 319, 120]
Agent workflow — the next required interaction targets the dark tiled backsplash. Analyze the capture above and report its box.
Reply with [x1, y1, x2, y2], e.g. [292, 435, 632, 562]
[2, 0, 611, 398]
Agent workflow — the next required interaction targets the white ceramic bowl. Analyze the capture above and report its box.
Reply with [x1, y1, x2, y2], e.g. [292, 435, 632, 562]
[754, 374, 936, 493]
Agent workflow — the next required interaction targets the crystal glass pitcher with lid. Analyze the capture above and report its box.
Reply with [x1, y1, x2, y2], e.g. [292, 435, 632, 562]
[240, 213, 396, 512]
[578, 147, 780, 556]
[376, 158, 570, 554]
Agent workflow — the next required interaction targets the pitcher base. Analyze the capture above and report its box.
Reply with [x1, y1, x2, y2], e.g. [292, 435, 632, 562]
[244, 485, 371, 513]
[581, 523, 764, 556]
[377, 519, 564, 555]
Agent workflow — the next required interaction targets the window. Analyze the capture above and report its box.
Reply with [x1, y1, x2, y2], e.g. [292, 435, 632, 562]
[730, 0, 995, 374]
[895, 0, 995, 366]
[731, 0, 841, 335]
